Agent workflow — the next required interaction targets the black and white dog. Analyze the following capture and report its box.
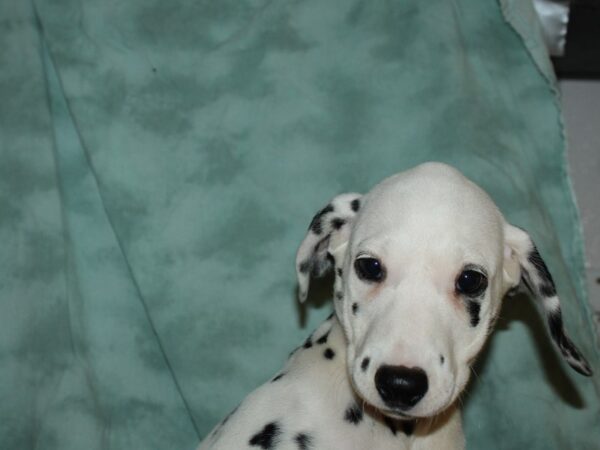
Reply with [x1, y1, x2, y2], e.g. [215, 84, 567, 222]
[199, 162, 592, 450]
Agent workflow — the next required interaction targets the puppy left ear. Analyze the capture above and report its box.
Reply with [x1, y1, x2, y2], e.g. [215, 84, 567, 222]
[503, 224, 593, 376]
[295, 193, 362, 303]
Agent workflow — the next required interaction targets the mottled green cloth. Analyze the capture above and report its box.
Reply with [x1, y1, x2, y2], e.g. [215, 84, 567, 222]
[1, 0, 598, 449]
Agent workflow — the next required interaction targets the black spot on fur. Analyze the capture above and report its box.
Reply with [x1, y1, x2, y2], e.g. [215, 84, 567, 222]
[324, 348, 335, 359]
[336, 268, 343, 277]
[294, 433, 313, 450]
[402, 420, 416, 436]
[528, 247, 557, 297]
[271, 373, 285, 382]
[440, 355, 445, 365]
[331, 218, 346, 230]
[352, 303, 359, 315]
[316, 331, 330, 344]
[335, 291, 343, 301]
[383, 417, 416, 436]
[249, 422, 281, 449]
[383, 417, 397, 435]
[361, 357, 370, 372]
[467, 300, 480, 327]
[309, 204, 334, 235]
[351, 199, 360, 212]
[344, 403, 363, 424]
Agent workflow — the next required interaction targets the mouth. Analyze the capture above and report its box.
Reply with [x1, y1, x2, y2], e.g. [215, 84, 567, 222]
[380, 408, 415, 420]
[359, 395, 455, 422]
[356, 397, 417, 420]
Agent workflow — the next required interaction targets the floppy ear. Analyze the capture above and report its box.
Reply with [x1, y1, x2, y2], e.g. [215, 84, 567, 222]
[503, 224, 593, 376]
[296, 193, 362, 303]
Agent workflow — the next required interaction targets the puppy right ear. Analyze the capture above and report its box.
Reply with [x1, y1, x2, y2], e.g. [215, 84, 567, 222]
[295, 193, 362, 303]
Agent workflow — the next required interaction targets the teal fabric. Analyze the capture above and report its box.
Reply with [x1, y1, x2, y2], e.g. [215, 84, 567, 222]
[1, 0, 598, 449]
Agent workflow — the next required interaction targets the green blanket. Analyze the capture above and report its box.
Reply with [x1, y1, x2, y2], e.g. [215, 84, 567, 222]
[1, 0, 598, 448]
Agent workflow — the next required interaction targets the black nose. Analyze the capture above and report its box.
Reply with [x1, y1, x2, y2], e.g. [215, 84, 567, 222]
[375, 365, 428, 409]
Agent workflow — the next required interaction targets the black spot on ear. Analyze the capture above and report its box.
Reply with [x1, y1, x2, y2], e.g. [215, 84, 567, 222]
[326, 252, 335, 266]
[547, 310, 592, 375]
[528, 247, 557, 297]
[361, 357, 370, 372]
[402, 420, 416, 436]
[466, 300, 480, 327]
[350, 199, 360, 212]
[539, 282, 557, 298]
[520, 271, 534, 293]
[316, 331, 330, 344]
[331, 218, 346, 230]
[304, 236, 334, 278]
[344, 403, 363, 425]
[309, 204, 334, 235]
[324, 348, 335, 359]
[303, 337, 313, 349]
[249, 422, 281, 449]
[299, 260, 310, 274]
[548, 310, 566, 348]
[271, 373, 285, 382]
[352, 303, 359, 315]
[294, 433, 313, 450]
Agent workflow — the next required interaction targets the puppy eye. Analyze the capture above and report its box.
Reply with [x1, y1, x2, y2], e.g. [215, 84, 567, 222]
[354, 257, 385, 282]
[455, 270, 488, 297]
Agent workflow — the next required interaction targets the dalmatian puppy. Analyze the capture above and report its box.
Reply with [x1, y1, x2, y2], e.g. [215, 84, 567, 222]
[198, 162, 592, 450]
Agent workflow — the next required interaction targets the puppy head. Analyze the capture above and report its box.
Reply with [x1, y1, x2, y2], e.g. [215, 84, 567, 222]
[296, 162, 591, 420]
